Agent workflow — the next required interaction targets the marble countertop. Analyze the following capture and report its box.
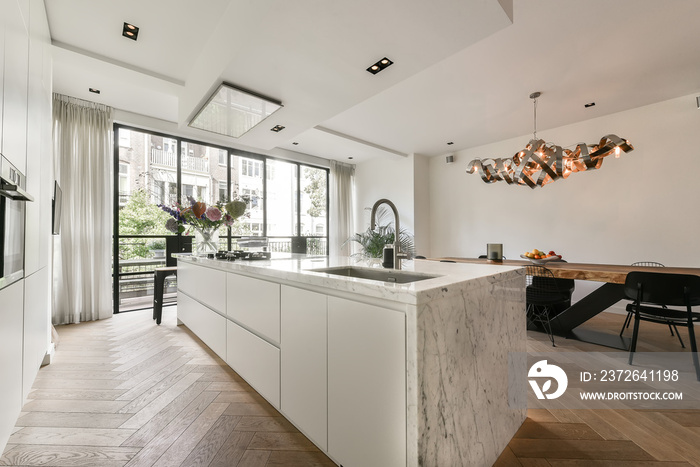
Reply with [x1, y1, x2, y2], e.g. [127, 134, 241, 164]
[175, 253, 524, 305]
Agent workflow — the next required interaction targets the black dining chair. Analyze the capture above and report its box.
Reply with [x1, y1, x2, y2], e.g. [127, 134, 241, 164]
[620, 262, 684, 348]
[525, 265, 575, 347]
[624, 271, 700, 380]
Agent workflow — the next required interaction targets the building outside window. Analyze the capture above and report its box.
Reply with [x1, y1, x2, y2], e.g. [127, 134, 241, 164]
[113, 124, 329, 313]
[118, 162, 129, 206]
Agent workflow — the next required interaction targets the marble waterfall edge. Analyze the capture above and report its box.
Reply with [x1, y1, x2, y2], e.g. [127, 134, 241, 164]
[407, 270, 527, 467]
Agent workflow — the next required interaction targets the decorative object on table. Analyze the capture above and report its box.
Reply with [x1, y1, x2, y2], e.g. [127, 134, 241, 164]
[343, 205, 414, 265]
[382, 244, 394, 268]
[466, 92, 634, 188]
[521, 249, 562, 264]
[159, 196, 248, 256]
[487, 243, 503, 261]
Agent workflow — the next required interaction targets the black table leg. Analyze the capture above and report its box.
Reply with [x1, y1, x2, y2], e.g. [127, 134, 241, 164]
[153, 271, 166, 325]
[547, 282, 631, 350]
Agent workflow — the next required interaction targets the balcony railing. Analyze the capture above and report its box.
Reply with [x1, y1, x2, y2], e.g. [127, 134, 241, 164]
[150, 149, 209, 173]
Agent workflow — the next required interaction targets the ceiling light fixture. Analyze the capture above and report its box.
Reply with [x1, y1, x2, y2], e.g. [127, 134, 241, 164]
[366, 57, 393, 75]
[584, 102, 596, 108]
[447, 142, 454, 145]
[466, 92, 634, 188]
[189, 83, 283, 138]
[122, 22, 139, 41]
[292, 142, 299, 145]
[89, 88, 101, 94]
[271, 125, 285, 132]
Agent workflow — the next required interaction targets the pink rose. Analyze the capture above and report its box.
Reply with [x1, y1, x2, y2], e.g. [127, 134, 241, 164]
[205, 206, 222, 221]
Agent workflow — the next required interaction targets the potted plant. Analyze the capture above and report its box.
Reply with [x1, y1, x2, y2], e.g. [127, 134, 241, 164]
[344, 206, 414, 263]
[147, 239, 167, 259]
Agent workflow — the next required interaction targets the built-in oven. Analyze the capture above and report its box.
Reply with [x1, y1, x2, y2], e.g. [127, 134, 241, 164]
[0, 154, 33, 290]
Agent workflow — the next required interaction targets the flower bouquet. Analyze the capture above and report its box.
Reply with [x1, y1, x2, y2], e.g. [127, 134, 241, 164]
[159, 196, 247, 255]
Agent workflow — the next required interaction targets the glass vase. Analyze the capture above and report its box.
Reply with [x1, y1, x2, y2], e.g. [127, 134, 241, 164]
[194, 227, 219, 256]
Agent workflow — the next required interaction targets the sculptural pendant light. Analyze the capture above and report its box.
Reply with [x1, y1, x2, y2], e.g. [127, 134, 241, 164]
[466, 92, 633, 188]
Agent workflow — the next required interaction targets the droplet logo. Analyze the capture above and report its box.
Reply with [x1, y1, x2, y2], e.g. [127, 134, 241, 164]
[528, 360, 568, 400]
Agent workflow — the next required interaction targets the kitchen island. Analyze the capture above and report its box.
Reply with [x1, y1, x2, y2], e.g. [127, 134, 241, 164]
[175, 254, 526, 467]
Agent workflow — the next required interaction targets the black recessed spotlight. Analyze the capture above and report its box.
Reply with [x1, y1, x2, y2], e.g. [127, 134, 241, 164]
[122, 22, 139, 41]
[271, 125, 285, 132]
[447, 141, 454, 145]
[89, 88, 101, 94]
[348, 156, 354, 160]
[366, 57, 393, 75]
[584, 102, 596, 108]
[292, 142, 299, 145]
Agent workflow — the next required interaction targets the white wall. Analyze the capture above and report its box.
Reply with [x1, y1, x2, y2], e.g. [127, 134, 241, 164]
[429, 93, 700, 267]
[428, 93, 700, 305]
[354, 154, 415, 243]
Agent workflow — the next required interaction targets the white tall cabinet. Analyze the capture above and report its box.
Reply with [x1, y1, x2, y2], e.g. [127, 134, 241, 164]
[2, 0, 29, 171]
[0, 0, 53, 454]
[0, 282, 24, 449]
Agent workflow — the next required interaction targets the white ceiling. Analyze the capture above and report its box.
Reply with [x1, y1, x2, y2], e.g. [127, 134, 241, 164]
[46, 0, 700, 163]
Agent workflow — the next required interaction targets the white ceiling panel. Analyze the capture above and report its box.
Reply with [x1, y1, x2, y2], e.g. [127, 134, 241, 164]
[46, 0, 700, 162]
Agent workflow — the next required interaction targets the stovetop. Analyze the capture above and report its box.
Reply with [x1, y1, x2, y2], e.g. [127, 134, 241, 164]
[211, 250, 272, 261]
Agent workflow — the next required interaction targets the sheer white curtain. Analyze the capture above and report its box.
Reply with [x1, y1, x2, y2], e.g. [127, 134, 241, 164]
[52, 94, 113, 324]
[329, 160, 355, 256]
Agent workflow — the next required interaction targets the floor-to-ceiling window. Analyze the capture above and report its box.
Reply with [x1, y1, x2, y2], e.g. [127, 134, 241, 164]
[113, 124, 329, 313]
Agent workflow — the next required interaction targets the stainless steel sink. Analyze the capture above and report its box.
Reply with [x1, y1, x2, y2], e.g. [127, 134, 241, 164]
[309, 266, 440, 284]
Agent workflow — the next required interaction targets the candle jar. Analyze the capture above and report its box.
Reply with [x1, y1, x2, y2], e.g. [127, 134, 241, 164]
[487, 243, 503, 261]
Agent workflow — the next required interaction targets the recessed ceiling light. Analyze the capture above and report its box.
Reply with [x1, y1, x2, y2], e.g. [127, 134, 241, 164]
[89, 88, 100, 94]
[584, 102, 596, 108]
[122, 22, 139, 41]
[348, 157, 354, 160]
[447, 142, 454, 145]
[292, 142, 299, 145]
[271, 125, 285, 132]
[366, 57, 393, 75]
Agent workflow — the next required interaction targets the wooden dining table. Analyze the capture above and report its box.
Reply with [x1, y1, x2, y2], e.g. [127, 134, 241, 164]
[436, 257, 700, 349]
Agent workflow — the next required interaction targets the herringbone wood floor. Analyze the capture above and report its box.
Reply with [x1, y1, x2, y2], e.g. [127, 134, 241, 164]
[496, 313, 700, 467]
[0, 307, 335, 467]
[2, 307, 700, 466]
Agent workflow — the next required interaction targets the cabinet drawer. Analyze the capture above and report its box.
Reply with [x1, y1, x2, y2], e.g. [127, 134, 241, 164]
[227, 320, 280, 409]
[177, 292, 227, 359]
[227, 273, 280, 345]
[177, 262, 226, 314]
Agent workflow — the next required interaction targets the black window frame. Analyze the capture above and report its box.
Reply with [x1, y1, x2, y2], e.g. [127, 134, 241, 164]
[112, 123, 329, 313]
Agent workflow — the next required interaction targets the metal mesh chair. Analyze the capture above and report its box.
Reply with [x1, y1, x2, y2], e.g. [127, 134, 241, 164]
[624, 271, 700, 380]
[526, 265, 574, 347]
[621, 262, 684, 347]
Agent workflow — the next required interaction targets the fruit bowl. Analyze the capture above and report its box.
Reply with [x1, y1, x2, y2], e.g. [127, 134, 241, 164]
[520, 254, 563, 264]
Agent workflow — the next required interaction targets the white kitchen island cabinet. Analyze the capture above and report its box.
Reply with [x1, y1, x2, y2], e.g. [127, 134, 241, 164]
[280, 286, 328, 450]
[327, 296, 406, 467]
[176, 254, 526, 467]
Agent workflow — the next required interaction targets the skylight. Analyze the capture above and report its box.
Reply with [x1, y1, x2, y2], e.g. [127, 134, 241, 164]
[189, 83, 283, 138]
